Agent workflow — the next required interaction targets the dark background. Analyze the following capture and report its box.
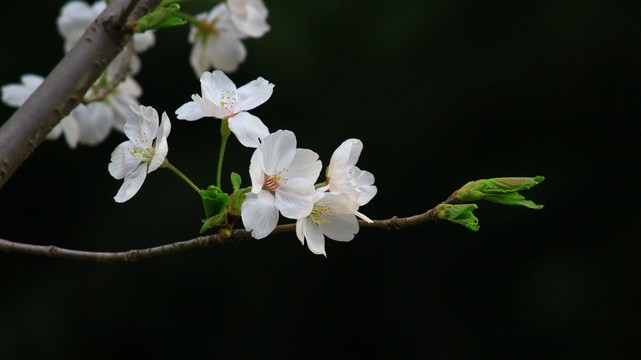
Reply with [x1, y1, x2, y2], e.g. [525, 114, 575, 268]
[1, 0, 639, 358]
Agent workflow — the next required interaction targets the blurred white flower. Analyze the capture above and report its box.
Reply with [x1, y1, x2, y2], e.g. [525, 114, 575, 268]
[175, 70, 273, 147]
[241, 130, 322, 239]
[227, 0, 270, 38]
[57, 0, 155, 75]
[188, 3, 246, 76]
[296, 191, 360, 256]
[1, 74, 80, 148]
[108, 105, 171, 203]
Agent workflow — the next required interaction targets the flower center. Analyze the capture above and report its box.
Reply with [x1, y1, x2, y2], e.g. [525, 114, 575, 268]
[310, 204, 335, 225]
[263, 171, 285, 192]
[219, 90, 237, 114]
[131, 137, 155, 161]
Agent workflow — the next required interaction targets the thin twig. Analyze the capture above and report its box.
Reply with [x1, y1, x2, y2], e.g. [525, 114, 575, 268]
[0, 197, 458, 263]
[82, 40, 135, 104]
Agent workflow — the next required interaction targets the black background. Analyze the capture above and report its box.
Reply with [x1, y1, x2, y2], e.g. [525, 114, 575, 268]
[1, 0, 639, 358]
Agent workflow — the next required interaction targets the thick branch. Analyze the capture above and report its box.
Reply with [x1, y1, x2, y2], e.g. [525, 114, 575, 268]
[0, 0, 162, 190]
[0, 199, 455, 263]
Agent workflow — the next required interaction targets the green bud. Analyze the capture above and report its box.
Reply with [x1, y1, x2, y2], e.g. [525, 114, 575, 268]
[436, 204, 479, 231]
[219, 228, 232, 239]
[454, 176, 544, 209]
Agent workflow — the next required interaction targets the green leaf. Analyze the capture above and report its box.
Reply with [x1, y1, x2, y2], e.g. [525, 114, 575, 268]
[230, 172, 242, 191]
[200, 185, 229, 218]
[134, 3, 186, 33]
[436, 204, 480, 231]
[199, 185, 229, 233]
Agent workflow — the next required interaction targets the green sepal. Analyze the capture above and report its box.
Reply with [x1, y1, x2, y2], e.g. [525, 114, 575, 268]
[436, 204, 480, 231]
[454, 176, 544, 209]
[134, 3, 186, 33]
[230, 172, 242, 191]
[199, 185, 229, 233]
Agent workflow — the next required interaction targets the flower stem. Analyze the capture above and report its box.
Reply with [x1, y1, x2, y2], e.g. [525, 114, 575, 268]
[162, 159, 201, 194]
[217, 118, 231, 188]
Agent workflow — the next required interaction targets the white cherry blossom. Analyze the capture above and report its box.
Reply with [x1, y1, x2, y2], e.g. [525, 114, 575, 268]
[241, 130, 322, 239]
[188, 3, 246, 76]
[108, 105, 171, 203]
[227, 0, 270, 38]
[296, 191, 361, 256]
[1, 74, 80, 148]
[57, 0, 155, 75]
[175, 70, 273, 147]
[328, 139, 378, 207]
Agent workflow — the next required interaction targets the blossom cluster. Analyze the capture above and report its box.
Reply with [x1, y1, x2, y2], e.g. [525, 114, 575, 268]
[109, 70, 376, 256]
[1, 0, 269, 148]
[1, 1, 376, 256]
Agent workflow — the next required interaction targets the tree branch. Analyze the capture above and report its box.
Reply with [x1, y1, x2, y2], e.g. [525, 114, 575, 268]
[0, 197, 458, 263]
[0, 0, 162, 190]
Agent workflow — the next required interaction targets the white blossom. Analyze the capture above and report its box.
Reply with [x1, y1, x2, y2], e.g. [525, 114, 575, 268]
[57, 0, 155, 75]
[328, 139, 378, 207]
[75, 76, 142, 146]
[227, 0, 270, 38]
[175, 70, 273, 147]
[296, 191, 360, 256]
[108, 105, 171, 203]
[188, 3, 246, 76]
[241, 130, 322, 239]
[1, 74, 80, 148]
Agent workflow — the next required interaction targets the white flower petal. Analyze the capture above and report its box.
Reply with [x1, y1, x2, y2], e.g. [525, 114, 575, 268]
[149, 112, 171, 173]
[189, 37, 209, 78]
[274, 188, 315, 219]
[259, 130, 297, 173]
[60, 115, 80, 149]
[207, 33, 247, 73]
[192, 94, 230, 119]
[285, 148, 322, 184]
[296, 218, 306, 244]
[74, 102, 114, 146]
[329, 138, 363, 174]
[248, 148, 265, 194]
[302, 219, 326, 256]
[236, 77, 274, 112]
[355, 211, 373, 223]
[114, 163, 148, 203]
[227, 112, 269, 148]
[108, 141, 140, 180]
[57, 1, 104, 52]
[321, 213, 358, 242]
[241, 191, 279, 239]
[133, 30, 155, 52]
[201, 70, 236, 100]
[228, 0, 270, 38]
[1, 74, 44, 107]
[175, 100, 206, 121]
[125, 105, 158, 145]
